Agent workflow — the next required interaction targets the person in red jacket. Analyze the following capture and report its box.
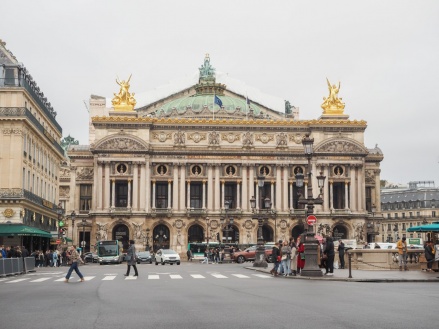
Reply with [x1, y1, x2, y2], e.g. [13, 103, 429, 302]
[297, 238, 305, 274]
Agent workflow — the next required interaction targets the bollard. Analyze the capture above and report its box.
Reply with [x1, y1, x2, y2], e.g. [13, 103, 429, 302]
[348, 252, 352, 279]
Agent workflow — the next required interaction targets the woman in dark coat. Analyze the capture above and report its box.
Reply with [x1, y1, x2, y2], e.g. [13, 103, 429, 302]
[125, 240, 138, 277]
[297, 239, 305, 274]
[424, 241, 435, 272]
[324, 237, 335, 276]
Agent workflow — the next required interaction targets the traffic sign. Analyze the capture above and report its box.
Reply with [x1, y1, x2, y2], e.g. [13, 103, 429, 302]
[56, 239, 61, 244]
[306, 215, 317, 226]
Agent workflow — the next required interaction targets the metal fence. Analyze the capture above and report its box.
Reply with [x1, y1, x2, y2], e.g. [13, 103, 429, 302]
[0, 257, 35, 277]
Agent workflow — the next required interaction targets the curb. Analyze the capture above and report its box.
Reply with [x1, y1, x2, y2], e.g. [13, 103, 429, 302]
[244, 267, 439, 283]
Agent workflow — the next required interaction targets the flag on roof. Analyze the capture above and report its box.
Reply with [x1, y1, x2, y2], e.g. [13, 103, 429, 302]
[214, 95, 223, 108]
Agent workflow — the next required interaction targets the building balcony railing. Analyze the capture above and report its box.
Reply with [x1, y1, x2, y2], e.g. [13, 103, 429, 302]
[0, 107, 64, 155]
[110, 207, 132, 217]
[151, 208, 173, 217]
[220, 208, 243, 216]
[0, 188, 57, 213]
[330, 209, 352, 215]
[186, 208, 207, 217]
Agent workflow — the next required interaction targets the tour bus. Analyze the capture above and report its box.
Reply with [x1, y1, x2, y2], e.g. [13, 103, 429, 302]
[96, 240, 124, 265]
[187, 242, 220, 260]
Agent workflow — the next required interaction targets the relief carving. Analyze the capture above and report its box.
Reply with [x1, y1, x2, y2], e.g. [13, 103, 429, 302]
[221, 133, 240, 143]
[317, 140, 365, 153]
[77, 167, 94, 180]
[242, 131, 254, 148]
[188, 132, 206, 143]
[276, 132, 288, 147]
[208, 131, 220, 145]
[255, 133, 274, 144]
[99, 137, 145, 151]
[59, 186, 70, 198]
[153, 131, 172, 142]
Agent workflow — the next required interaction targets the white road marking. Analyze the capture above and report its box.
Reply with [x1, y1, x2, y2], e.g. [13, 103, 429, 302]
[55, 277, 68, 282]
[30, 277, 51, 282]
[191, 274, 205, 279]
[102, 276, 116, 281]
[211, 274, 227, 279]
[232, 274, 250, 279]
[170, 275, 182, 279]
[79, 276, 95, 281]
[148, 275, 160, 280]
[6, 278, 29, 283]
[125, 276, 137, 280]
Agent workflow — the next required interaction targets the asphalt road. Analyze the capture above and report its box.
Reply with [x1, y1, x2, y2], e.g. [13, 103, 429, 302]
[0, 262, 436, 329]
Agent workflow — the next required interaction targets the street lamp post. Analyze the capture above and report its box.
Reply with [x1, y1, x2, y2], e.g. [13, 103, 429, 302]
[221, 201, 234, 262]
[295, 133, 326, 277]
[56, 203, 65, 241]
[145, 228, 150, 250]
[250, 175, 272, 268]
[70, 211, 76, 243]
[367, 205, 378, 242]
[205, 217, 210, 249]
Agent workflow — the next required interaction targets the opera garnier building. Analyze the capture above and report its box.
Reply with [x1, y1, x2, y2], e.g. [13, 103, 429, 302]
[61, 55, 383, 254]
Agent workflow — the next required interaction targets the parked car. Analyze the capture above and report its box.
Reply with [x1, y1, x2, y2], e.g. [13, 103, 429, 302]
[232, 245, 273, 263]
[136, 251, 153, 264]
[83, 252, 98, 263]
[155, 249, 180, 265]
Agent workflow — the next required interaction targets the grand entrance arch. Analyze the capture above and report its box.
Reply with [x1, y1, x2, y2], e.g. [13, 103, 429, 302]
[291, 224, 305, 240]
[153, 224, 170, 251]
[332, 225, 348, 241]
[188, 224, 204, 243]
[262, 224, 274, 243]
[113, 224, 129, 251]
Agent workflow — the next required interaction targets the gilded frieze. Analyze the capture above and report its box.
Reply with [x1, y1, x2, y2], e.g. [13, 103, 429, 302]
[221, 133, 240, 143]
[188, 132, 206, 143]
[153, 131, 172, 142]
[255, 133, 274, 144]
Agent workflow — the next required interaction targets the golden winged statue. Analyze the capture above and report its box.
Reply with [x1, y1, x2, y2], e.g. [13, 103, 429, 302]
[112, 74, 136, 111]
[321, 78, 345, 114]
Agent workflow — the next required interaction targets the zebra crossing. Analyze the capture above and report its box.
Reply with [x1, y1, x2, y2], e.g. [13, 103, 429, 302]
[1, 272, 272, 284]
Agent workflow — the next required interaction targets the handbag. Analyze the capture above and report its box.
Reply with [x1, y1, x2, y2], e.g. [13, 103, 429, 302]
[276, 256, 281, 262]
[281, 254, 288, 261]
[321, 254, 328, 260]
[125, 254, 132, 261]
[300, 253, 305, 260]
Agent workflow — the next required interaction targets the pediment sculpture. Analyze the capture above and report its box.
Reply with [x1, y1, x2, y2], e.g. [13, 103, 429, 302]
[97, 137, 146, 151]
[316, 140, 366, 154]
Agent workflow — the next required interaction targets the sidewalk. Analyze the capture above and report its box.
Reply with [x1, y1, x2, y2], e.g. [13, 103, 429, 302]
[246, 267, 439, 282]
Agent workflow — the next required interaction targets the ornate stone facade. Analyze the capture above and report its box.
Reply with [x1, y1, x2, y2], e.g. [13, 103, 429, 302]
[62, 56, 384, 256]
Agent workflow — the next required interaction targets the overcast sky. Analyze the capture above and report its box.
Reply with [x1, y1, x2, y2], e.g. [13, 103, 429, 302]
[1, 1, 438, 186]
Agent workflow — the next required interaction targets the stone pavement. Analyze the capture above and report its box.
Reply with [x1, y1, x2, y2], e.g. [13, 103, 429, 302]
[246, 266, 439, 282]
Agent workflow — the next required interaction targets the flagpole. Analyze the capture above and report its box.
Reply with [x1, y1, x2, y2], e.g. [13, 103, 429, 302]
[246, 94, 249, 121]
[213, 92, 215, 121]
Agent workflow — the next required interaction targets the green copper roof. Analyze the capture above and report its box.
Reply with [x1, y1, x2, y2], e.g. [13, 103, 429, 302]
[157, 94, 261, 117]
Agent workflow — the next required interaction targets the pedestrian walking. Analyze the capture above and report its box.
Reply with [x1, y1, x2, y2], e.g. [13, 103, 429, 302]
[396, 237, 408, 271]
[323, 237, 335, 276]
[289, 238, 297, 276]
[280, 241, 292, 276]
[64, 246, 85, 283]
[270, 242, 281, 276]
[201, 250, 209, 264]
[124, 240, 139, 277]
[424, 241, 435, 272]
[187, 249, 193, 262]
[338, 239, 345, 269]
[297, 239, 305, 274]
[52, 250, 58, 267]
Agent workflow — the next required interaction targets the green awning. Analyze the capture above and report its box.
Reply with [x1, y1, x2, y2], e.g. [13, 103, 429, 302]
[0, 225, 52, 238]
[63, 237, 73, 242]
[407, 222, 439, 233]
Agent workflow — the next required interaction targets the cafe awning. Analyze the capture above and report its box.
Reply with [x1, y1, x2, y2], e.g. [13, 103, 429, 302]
[407, 222, 439, 232]
[0, 224, 52, 238]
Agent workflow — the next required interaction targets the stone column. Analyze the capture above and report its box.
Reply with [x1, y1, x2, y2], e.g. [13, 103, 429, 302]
[92, 157, 98, 210]
[304, 182, 308, 199]
[323, 166, 329, 212]
[187, 180, 191, 209]
[271, 180, 275, 209]
[179, 165, 186, 210]
[214, 165, 220, 211]
[221, 180, 225, 209]
[127, 179, 131, 209]
[276, 166, 282, 211]
[282, 166, 288, 212]
[132, 163, 138, 210]
[248, 166, 254, 205]
[202, 180, 206, 209]
[344, 180, 350, 210]
[289, 181, 294, 211]
[97, 161, 103, 210]
[152, 179, 156, 208]
[256, 181, 260, 210]
[145, 162, 151, 212]
[207, 164, 213, 210]
[173, 164, 179, 211]
[329, 180, 334, 210]
[358, 165, 364, 212]
[350, 165, 356, 212]
[167, 179, 172, 209]
[104, 163, 110, 210]
[139, 163, 146, 210]
[241, 165, 248, 211]
[236, 180, 241, 209]
[111, 178, 115, 208]
[374, 169, 381, 211]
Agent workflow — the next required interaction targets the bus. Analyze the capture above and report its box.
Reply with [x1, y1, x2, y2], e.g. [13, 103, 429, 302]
[96, 240, 124, 265]
[187, 242, 220, 259]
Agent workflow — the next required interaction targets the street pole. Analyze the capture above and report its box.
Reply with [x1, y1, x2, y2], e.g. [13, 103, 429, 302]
[251, 175, 270, 268]
[70, 211, 76, 243]
[82, 219, 86, 252]
[295, 133, 326, 277]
